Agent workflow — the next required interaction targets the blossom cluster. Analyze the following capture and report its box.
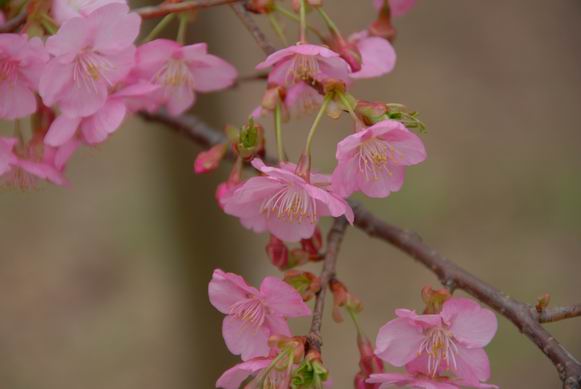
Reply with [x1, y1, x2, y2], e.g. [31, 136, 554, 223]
[0, 0, 236, 188]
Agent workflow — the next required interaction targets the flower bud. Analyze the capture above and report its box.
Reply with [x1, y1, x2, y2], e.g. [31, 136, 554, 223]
[355, 100, 388, 125]
[244, 0, 275, 14]
[536, 293, 551, 313]
[369, 2, 397, 42]
[235, 118, 265, 161]
[354, 334, 384, 389]
[292, 351, 329, 388]
[284, 270, 321, 301]
[193, 143, 227, 174]
[421, 286, 451, 314]
[261, 85, 285, 111]
[330, 279, 362, 323]
[301, 226, 323, 260]
[326, 34, 362, 73]
[266, 235, 289, 269]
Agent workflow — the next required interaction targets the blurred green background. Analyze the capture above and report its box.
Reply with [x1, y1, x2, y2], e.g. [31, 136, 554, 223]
[1, 0, 580, 388]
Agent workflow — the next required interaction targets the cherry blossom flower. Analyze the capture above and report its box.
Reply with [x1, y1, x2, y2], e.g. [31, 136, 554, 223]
[367, 371, 498, 389]
[39, 3, 140, 117]
[216, 357, 275, 389]
[51, 0, 127, 24]
[373, 0, 417, 17]
[256, 43, 351, 87]
[374, 298, 498, 386]
[208, 269, 311, 360]
[348, 31, 396, 79]
[331, 119, 426, 198]
[0, 34, 49, 119]
[44, 81, 158, 146]
[133, 39, 238, 116]
[223, 159, 354, 242]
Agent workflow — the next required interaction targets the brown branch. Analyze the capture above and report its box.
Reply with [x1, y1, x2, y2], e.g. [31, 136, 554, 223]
[139, 110, 581, 388]
[135, 0, 241, 19]
[0, 11, 26, 33]
[537, 304, 581, 324]
[140, 8, 581, 389]
[306, 217, 349, 354]
[229, 3, 276, 55]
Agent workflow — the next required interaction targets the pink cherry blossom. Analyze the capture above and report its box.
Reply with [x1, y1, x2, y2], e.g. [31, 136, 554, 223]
[348, 31, 396, 79]
[208, 269, 311, 360]
[374, 298, 498, 386]
[133, 39, 238, 116]
[256, 43, 351, 87]
[0, 34, 49, 119]
[331, 119, 426, 198]
[373, 0, 417, 17]
[367, 372, 499, 389]
[51, 0, 127, 24]
[39, 3, 140, 117]
[44, 81, 158, 146]
[223, 159, 354, 242]
[216, 357, 274, 389]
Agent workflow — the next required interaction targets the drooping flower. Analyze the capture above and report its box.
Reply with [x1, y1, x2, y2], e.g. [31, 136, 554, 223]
[373, 0, 417, 17]
[44, 81, 158, 146]
[209, 269, 311, 360]
[374, 298, 498, 386]
[348, 31, 396, 79]
[256, 43, 351, 87]
[216, 357, 276, 389]
[331, 119, 426, 198]
[223, 159, 354, 242]
[39, 3, 140, 117]
[0, 34, 49, 119]
[132, 39, 238, 116]
[51, 0, 127, 24]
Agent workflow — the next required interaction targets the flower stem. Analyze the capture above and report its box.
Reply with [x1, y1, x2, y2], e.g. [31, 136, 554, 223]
[274, 101, 286, 162]
[267, 13, 288, 45]
[177, 14, 188, 44]
[337, 91, 359, 123]
[299, 0, 307, 43]
[347, 307, 362, 336]
[304, 94, 331, 157]
[316, 7, 343, 39]
[143, 13, 176, 43]
[274, 4, 324, 40]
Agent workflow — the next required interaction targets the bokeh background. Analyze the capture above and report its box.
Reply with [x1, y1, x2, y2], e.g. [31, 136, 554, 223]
[1, 1, 580, 388]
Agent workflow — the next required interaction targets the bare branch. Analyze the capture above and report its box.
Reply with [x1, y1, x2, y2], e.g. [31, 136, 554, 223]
[307, 217, 349, 354]
[135, 0, 241, 19]
[537, 304, 581, 324]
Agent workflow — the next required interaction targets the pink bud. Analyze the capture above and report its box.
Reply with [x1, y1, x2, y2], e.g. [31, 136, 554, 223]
[194, 143, 227, 174]
[301, 226, 323, 260]
[326, 35, 362, 73]
[266, 235, 289, 269]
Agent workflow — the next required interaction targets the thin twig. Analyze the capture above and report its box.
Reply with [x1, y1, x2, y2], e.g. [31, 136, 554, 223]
[307, 217, 349, 354]
[229, 3, 276, 55]
[135, 0, 240, 19]
[537, 304, 581, 324]
[138, 110, 581, 389]
[0, 11, 26, 33]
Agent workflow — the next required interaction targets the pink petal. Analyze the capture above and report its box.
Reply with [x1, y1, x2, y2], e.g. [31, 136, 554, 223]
[374, 317, 424, 366]
[266, 215, 317, 242]
[134, 39, 180, 78]
[80, 100, 127, 144]
[216, 358, 272, 389]
[39, 60, 74, 108]
[264, 314, 292, 338]
[165, 84, 196, 116]
[222, 315, 270, 361]
[260, 276, 311, 317]
[90, 3, 140, 52]
[188, 53, 238, 92]
[208, 269, 259, 314]
[453, 346, 491, 383]
[45, 115, 82, 146]
[442, 298, 498, 348]
[0, 80, 37, 119]
[356, 163, 405, 198]
[350, 36, 396, 79]
[45, 17, 90, 56]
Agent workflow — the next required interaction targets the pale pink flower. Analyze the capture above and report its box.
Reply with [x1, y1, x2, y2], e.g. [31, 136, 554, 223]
[133, 39, 238, 116]
[373, 0, 417, 17]
[348, 31, 396, 79]
[374, 298, 498, 386]
[44, 81, 158, 146]
[331, 119, 426, 198]
[0, 34, 49, 119]
[367, 372, 498, 389]
[51, 0, 127, 24]
[223, 159, 354, 242]
[39, 3, 140, 117]
[209, 269, 311, 360]
[256, 43, 350, 87]
[216, 357, 274, 389]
